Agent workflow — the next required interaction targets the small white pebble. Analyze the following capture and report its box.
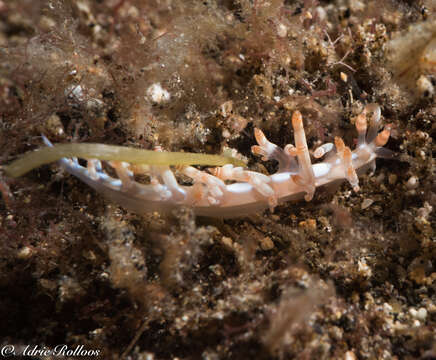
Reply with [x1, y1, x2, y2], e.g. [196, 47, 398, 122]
[146, 83, 171, 103]
[277, 23, 288, 38]
[314, 7, 327, 22]
[416, 131, 429, 140]
[417, 307, 427, 321]
[418, 150, 426, 159]
[66, 84, 85, 101]
[383, 302, 393, 314]
[406, 176, 419, 189]
[409, 307, 417, 317]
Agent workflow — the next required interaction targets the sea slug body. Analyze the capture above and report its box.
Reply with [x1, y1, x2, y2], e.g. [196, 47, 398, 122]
[12, 104, 392, 218]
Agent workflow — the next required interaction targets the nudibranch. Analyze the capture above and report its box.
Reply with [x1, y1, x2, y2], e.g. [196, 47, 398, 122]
[5, 104, 392, 218]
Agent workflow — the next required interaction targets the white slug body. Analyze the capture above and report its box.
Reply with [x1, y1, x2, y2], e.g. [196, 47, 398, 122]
[44, 104, 392, 218]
